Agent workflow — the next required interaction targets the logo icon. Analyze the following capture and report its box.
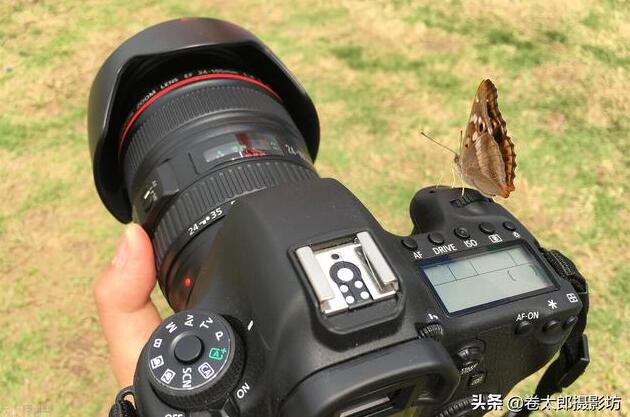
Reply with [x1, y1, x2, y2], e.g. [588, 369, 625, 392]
[198, 362, 215, 380]
[547, 299, 558, 310]
[160, 368, 176, 384]
[150, 355, 164, 369]
[488, 234, 503, 243]
[209, 347, 228, 361]
[567, 293, 579, 303]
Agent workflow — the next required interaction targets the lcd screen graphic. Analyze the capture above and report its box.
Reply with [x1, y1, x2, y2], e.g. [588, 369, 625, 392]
[422, 245, 554, 313]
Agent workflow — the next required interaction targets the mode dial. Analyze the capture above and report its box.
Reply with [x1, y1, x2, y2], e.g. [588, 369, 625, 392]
[146, 311, 243, 411]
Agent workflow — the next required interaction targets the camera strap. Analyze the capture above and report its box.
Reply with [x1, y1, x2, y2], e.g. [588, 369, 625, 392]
[504, 249, 590, 417]
[109, 386, 138, 417]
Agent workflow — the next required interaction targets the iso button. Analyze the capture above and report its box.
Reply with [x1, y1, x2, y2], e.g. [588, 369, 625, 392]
[146, 311, 244, 411]
[453, 226, 471, 240]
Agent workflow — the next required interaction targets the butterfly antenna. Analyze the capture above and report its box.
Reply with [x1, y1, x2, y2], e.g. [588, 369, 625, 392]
[457, 129, 465, 197]
[434, 170, 445, 189]
[420, 131, 458, 157]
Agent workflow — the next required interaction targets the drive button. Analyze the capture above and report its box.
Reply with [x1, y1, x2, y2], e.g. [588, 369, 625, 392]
[428, 232, 445, 245]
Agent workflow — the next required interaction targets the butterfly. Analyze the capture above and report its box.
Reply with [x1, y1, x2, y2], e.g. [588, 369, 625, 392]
[423, 79, 516, 198]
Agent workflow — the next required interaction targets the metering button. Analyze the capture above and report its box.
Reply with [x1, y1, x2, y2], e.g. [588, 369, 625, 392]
[479, 222, 495, 234]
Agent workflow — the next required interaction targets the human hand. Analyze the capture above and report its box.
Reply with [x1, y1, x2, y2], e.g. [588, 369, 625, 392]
[94, 224, 162, 387]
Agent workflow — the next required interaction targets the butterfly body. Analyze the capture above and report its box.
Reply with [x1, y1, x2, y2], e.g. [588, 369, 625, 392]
[455, 79, 516, 198]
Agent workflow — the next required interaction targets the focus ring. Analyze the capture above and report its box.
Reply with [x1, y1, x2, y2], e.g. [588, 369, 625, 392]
[153, 159, 317, 269]
[122, 81, 295, 192]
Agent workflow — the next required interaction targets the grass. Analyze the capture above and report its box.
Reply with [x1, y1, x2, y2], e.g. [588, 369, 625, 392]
[0, 0, 628, 416]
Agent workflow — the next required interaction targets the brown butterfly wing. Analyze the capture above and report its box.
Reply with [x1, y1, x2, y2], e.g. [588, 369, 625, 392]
[457, 79, 516, 197]
[482, 80, 516, 192]
[458, 132, 510, 197]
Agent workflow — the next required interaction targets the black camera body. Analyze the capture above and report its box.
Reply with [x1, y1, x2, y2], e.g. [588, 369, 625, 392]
[88, 18, 589, 417]
[131, 181, 583, 417]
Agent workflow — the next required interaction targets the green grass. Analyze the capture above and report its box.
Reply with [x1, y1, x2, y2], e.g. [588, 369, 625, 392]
[0, 1, 628, 416]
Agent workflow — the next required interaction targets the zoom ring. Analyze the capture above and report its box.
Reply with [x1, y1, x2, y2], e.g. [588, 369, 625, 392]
[153, 159, 317, 269]
[123, 82, 297, 192]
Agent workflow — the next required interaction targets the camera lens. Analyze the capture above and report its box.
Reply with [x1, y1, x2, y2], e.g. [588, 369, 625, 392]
[118, 70, 318, 306]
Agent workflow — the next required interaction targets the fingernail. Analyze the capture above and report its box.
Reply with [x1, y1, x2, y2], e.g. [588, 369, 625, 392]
[112, 226, 131, 269]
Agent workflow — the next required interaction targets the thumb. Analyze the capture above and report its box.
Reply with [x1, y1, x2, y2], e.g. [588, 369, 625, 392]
[94, 223, 163, 387]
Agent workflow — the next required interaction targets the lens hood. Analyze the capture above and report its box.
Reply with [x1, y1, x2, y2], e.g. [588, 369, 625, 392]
[88, 17, 320, 222]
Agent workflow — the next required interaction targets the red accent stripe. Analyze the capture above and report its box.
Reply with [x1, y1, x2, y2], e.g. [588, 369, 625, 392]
[117, 73, 280, 158]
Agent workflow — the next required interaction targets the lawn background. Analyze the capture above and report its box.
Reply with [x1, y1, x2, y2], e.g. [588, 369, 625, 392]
[0, 1, 628, 416]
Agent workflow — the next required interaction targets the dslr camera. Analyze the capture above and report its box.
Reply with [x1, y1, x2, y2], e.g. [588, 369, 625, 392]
[88, 18, 589, 417]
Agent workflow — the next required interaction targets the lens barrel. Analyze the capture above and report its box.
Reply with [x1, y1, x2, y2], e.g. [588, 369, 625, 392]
[119, 72, 318, 305]
[88, 18, 321, 309]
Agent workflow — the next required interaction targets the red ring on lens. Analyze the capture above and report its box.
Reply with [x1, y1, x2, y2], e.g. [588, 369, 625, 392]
[117, 73, 281, 159]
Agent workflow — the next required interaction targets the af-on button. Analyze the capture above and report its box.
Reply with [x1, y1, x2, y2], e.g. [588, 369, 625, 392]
[514, 320, 534, 335]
